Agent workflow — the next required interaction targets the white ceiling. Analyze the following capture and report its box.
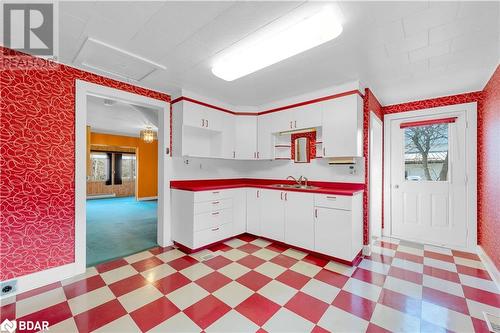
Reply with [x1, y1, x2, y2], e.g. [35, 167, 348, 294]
[55, 1, 500, 106]
[87, 95, 158, 137]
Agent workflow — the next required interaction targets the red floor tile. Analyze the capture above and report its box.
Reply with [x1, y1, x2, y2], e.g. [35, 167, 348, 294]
[236, 271, 272, 291]
[456, 264, 492, 280]
[130, 297, 180, 332]
[471, 317, 491, 333]
[149, 246, 175, 255]
[423, 265, 460, 283]
[365, 253, 393, 265]
[314, 269, 349, 288]
[351, 267, 386, 287]
[184, 295, 231, 329]
[332, 290, 376, 321]
[302, 254, 329, 267]
[311, 325, 330, 333]
[270, 254, 298, 268]
[235, 293, 280, 326]
[95, 258, 128, 273]
[203, 255, 232, 270]
[153, 272, 191, 294]
[16, 282, 62, 301]
[237, 234, 258, 242]
[366, 322, 392, 333]
[238, 243, 261, 254]
[131, 256, 164, 272]
[17, 302, 72, 333]
[388, 266, 423, 285]
[63, 275, 106, 299]
[462, 285, 500, 308]
[167, 255, 198, 271]
[452, 249, 481, 261]
[424, 250, 455, 263]
[285, 292, 329, 323]
[266, 242, 289, 253]
[108, 274, 149, 297]
[209, 242, 232, 252]
[394, 251, 424, 264]
[0, 303, 15, 322]
[195, 271, 232, 293]
[237, 255, 266, 269]
[378, 288, 421, 317]
[422, 287, 469, 315]
[275, 270, 310, 290]
[73, 299, 127, 333]
[375, 240, 399, 250]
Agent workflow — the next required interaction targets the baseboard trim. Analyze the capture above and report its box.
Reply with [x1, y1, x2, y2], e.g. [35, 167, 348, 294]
[477, 245, 500, 290]
[137, 196, 158, 201]
[363, 244, 372, 256]
[87, 194, 116, 200]
[0, 262, 85, 299]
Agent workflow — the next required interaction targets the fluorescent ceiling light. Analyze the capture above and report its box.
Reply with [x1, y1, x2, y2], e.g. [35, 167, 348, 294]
[212, 6, 343, 81]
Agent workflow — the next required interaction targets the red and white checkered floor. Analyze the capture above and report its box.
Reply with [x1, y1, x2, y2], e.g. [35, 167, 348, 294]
[2, 235, 499, 332]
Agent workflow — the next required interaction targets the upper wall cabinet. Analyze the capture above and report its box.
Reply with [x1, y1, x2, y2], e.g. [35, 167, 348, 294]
[321, 94, 363, 158]
[235, 116, 258, 160]
[265, 104, 322, 133]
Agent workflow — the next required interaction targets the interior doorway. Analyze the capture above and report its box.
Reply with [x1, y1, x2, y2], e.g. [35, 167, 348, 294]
[369, 112, 383, 244]
[75, 80, 171, 272]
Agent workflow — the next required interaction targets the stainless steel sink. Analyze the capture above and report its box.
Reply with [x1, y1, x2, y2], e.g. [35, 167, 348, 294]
[272, 184, 318, 190]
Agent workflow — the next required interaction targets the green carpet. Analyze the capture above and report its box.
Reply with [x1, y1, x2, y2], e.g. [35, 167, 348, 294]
[86, 196, 158, 267]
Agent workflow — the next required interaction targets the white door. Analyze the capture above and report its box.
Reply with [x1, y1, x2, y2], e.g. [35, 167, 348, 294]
[260, 190, 285, 241]
[369, 114, 383, 241]
[246, 188, 261, 235]
[284, 192, 314, 249]
[390, 114, 468, 247]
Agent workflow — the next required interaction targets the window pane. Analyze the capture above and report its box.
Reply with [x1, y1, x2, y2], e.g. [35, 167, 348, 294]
[121, 154, 136, 180]
[90, 152, 109, 181]
[404, 124, 449, 181]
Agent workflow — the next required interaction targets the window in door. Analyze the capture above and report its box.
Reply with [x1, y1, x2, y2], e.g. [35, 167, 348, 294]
[404, 123, 449, 181]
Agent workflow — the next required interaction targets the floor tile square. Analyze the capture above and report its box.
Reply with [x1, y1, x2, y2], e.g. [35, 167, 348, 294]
[148, 312, 201, 332]
[238, 243, 261, 254]
[421, 300, 474, 332]
[63, 275, 106, 300]
[141, 263, 176, 282]
[424, 244, 453, 256]
[167, 282, 210, 310]
[179, 262, 214, 281]
[250, 238, 272, 248]
[276, 270, 310, 290]
[129, 297, 180, 332]
[203, 255, 233, 270]
[224, 238, 247, 248]
[317, 306, 369, 332]
[156, 248, 186, 262]
[208, 242, 232, 252]
[324, 261, 356, 276]
[424, 257, 456, 272]
[99, 265, 137, 285]
[282, 248, 308, 260]
[290, 261, 322, 277]
[124, 250, 153, 264]
[252, 248, 280, 260]
[213, 281, 254, 307]
[451, 249, 481, 261]
[237, 234, 258, 242]
[377, 288, 421, 317]
[73, 299, 127, 333]
[235, 293, 281, 326]
[15, 287, 67, 318]
[184, 295, 231, 329]
[332, 290, 377, 321]
[270, 254, 299, 268]
[302, 254, 329, 267]
[342, 277, 382, 302]
[195, 271, 232, 293]
[68, 286, 115, 315]
[454, 257, 486, 269]
[236, 270, 273, 291]
[357, 259, 391, 275]
[422, 286, 469, 315]
[423, 274, 464, 297]
[237, 255, 266, 269]
[365, 253, 393, 266]
[258, 280, 297, 306]
[424, 250, 455, 263]
[168, 255, 198, 271]
[456, 264, 492, 280]
[221, 248, 248, 261]
[314, 268, 349, 288]
[466, 298, 500, 320]
[95, 258, 129, 274]
[254, 261, 287, 278]
[93, 314, 140, 333]
[153, 269, 192, 295]
[351, 267, 386, 287]
[45, 318, 78, 333]
[266, 242, 289, 253]
[285, 291, 329, 323]
[108, 274, 149, 297]
[459, 273, 498, 293]
[263, 307, 315, 332]
[370, 303, 421, 333]
[131, 256, 164, 273]
[391, 257, 424, 274]
[462, 285, 500, 308]
[394, 251, 424, 264]
[388, 266, 423, 285]
[206, 309, 260, 332]
[117, 284, 163, 312]
[217, 262, 251, 280]
[301, 279, 340, 304]
[17, 301, 73, 332]
[382, 276, 422, 299]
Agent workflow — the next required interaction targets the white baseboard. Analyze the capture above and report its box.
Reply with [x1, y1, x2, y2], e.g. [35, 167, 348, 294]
[477, 245, 500, 290]
[87, 194, 116, 200]
[137, 196, 158, 201]
[0, 262, 85, 299]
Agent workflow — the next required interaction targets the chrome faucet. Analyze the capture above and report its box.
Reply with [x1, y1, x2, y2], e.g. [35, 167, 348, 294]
[287, 175, 308, 187]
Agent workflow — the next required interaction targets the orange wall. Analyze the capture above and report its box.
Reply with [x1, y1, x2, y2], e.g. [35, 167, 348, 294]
[90, 132, 158, 199]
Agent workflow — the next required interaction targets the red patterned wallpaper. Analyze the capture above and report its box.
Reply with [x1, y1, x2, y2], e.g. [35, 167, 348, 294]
[477, 65, 500, 270]
[383, 91, 483, 114]
[290, 131, 316, 161]
[362, 89, 383, 245]
[0, 47, 170, 280]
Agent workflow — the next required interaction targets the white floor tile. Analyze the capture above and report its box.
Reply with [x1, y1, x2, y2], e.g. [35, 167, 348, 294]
[206, 309, 259, 332]
[459, 274, 499, 293]
[423, 244, 453, 256]
[100, 265, 137, 285]
[371, 303, 420, 333]
[179, 262, 213, 281]
[46, 318, 78, 332]
[217, 262, 251, 280]
[254, 262, 286, 278]
[421, 301, 474, 332]
[423, 257, 457, 272]
[342, 278, 382, 302]
[16, 288, 67, 318]
[156, 249, 186, 262]
[454, 257, 487, 270]
[253, 248, 279, 261]
[383, 276, 422, 299]
[263, 308, 315, 332]
[391, 258, 424, 274]
[324, 261, 356, 276]
[224, 238, 247, 248]
[358, 259, 391, 275]
[117, 284, 163, 312]
[301, 279, 340, 304]
[221, 249, 247, 262]
[466, 299, 500, 320]
[94, 314, 140, 333]
[148, 312, 201, 333]
[282, 248, 308, 260]
[141, 263, 176, 283]
[213, 281, 253, 307]
[68, 286, 115, 315]
[397, 245, 424, 257]
[423, 275, 464, 297]
[124, 251, 153, 264]
[167, 283, 209, 310]
[318, 306, 369, 332]
[251, 238, 272, 248]
[258, 280, 297, 306]
[290, 261, 322, 277]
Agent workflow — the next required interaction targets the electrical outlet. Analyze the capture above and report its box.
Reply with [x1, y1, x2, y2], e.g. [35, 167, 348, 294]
[1, 280, 17, 297]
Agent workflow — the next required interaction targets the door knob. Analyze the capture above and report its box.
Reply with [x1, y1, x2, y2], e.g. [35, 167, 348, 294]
[394, 185, 399, 189]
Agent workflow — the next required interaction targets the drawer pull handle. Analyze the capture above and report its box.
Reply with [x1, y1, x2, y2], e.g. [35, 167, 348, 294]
[212, 191, 219, 194]
[211, 227, 219, 231]
[212, 212, 220, 215]
[212, 201, 220, 204]
[326, 196, 337, 200]
[315, 208, 318, 218]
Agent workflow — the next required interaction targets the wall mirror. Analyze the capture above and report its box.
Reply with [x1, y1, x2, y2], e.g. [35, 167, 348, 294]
[294, 137, 310, 163]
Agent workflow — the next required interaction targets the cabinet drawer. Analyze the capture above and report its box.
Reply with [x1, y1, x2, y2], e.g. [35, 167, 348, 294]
[194, 190, 231, 203]
[194, 198, 233, 214]
[314, 194, 352, 210]
[194, 223, 233, 248]
[194, 209, 233, 231]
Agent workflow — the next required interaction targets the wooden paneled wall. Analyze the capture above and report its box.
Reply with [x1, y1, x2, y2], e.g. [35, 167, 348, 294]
[87, 180, 135, 197]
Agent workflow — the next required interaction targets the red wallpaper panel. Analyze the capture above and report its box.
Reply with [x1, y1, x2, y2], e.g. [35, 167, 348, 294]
[383, 91, 483, 114]
[0, 47, 170, 280]
[290, 131, 316, 161]
[477, 65, 500, 270]
[363, 89, 383, 245]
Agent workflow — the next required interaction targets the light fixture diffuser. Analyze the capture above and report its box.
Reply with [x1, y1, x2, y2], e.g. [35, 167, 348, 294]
[212, 6, 343, 81]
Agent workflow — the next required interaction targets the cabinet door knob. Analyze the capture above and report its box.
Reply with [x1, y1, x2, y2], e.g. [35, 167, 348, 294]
[315, 208, 318, 218]
[211, 227, 219, 231]
[294, 120, 297, 128]
[290, 121, 293, 129]
[285, 192, 288, 201]
[206, 119, 209, 127]
[280, 192, 283, 200]
[212, 212, 220, 215]
[257, 190, 259, 198]
[326, 196, 337, 200]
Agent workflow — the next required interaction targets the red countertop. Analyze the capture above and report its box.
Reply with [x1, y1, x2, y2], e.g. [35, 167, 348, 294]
[170, 178, 364, 196]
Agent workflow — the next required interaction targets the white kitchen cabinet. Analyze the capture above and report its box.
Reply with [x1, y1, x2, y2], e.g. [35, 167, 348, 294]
[246, 188, 261, 235]
[232, 188, 247, 235]
[259, 189, 285, 241]
[221, 113, 235, 159]
[284, 192, 314, 249]
[295, 103, 322, 130]
[235, 116, 258, 159]
[257, 114, 274, 160]
[321, 94, 363, 158]
[313, 192, 363, 262]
